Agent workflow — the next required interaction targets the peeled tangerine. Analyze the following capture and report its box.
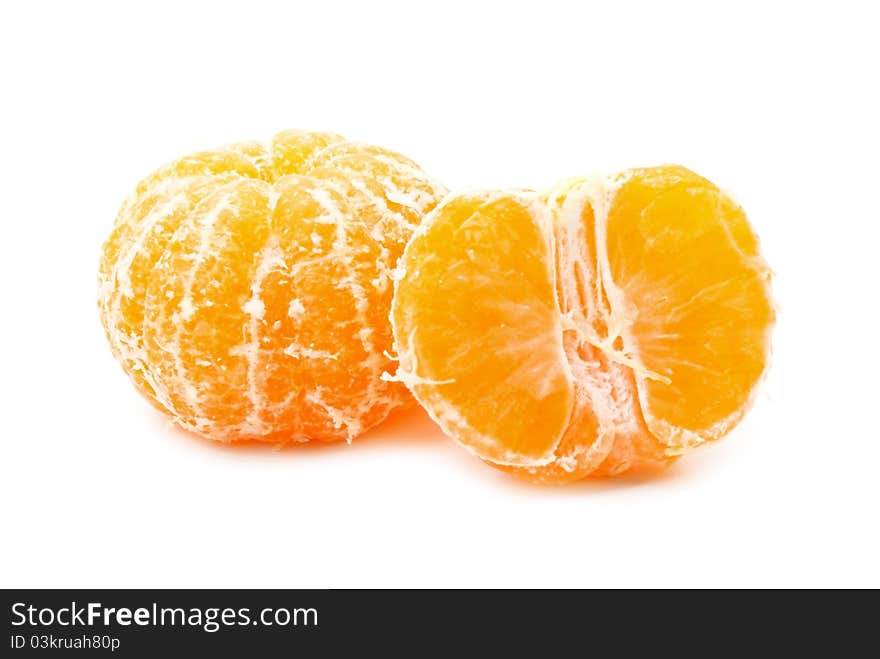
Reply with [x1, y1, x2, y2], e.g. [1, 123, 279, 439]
[391, 165, 775, 482]
[99, 130, 446, 443]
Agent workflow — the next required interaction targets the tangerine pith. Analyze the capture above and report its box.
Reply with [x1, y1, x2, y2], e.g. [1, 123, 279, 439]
[390, 165, 774, 482]
[98, 130, 446, 443]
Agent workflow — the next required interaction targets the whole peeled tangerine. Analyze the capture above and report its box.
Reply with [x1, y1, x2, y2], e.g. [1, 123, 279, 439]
[98, 130, 446, 443]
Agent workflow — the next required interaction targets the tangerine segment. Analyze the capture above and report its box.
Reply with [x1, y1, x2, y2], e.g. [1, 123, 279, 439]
[605, 167, 775, 452]
[390, 166, 774, 482]
[99, 130, 446, 442]
[390, 193, 574, 465]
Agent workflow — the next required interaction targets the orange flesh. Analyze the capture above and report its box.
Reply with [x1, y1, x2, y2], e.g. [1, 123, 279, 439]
[391, 166, 774, 481]
[98, 130, 446, 442]
[391, 193, 573, 464]
[607, 168, 774, 449]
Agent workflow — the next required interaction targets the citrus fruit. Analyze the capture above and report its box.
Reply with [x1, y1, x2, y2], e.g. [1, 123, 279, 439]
[390, 165, 774, 482]
[98, 130, 446, 443]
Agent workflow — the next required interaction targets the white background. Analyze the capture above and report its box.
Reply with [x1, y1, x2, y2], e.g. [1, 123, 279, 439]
[1, 1, 878, 588]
